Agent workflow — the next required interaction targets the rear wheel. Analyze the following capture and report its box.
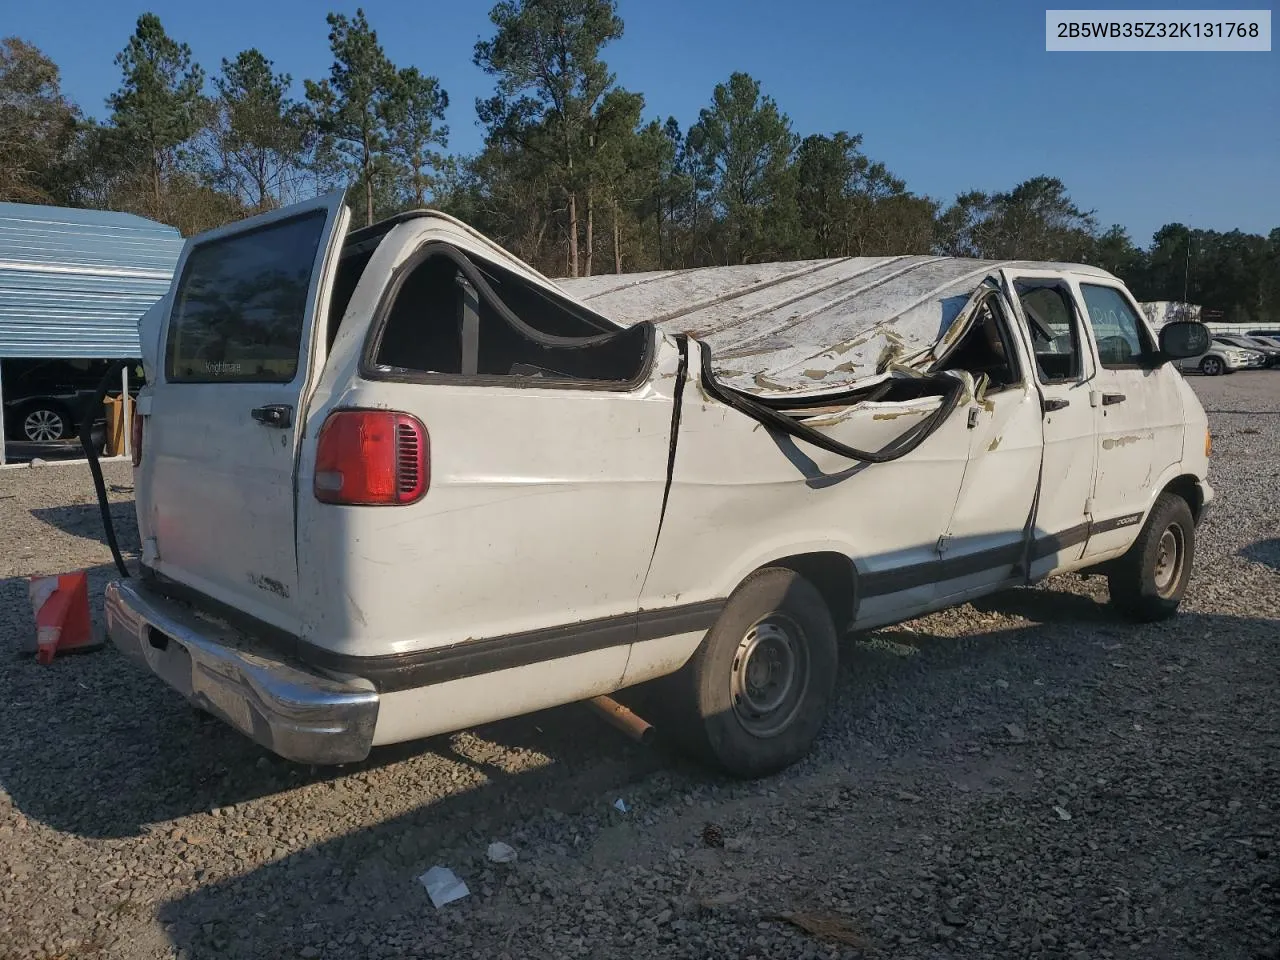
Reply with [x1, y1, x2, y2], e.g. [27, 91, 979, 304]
[21, 404, 69, 442]
[1200, 356, 1224, 376]
[1107, 492, 1195, 622]
[661, 567, 838, 779]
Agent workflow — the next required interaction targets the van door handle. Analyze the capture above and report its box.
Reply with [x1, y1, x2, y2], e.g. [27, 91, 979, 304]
[250, 404, 293, 428]
[1101, 393, 1126, 406]
[1042, 397, 1069, 413]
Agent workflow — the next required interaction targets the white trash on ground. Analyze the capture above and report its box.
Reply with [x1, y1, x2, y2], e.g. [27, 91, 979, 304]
[486, 841, 517, 863]
[418, 866, 470, 908]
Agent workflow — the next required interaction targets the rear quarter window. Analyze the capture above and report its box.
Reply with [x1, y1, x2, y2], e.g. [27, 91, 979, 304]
[164, 211, 326, 383]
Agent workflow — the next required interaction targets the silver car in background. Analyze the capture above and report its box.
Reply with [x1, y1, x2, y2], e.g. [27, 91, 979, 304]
[1176, 336, 1266, 375]
[1211, 333, 1280, 368]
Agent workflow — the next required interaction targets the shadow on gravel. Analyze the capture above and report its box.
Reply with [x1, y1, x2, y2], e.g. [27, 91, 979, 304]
[140, 595, 1280, 959]
[30, 499, 138, 550]
[5, 565, 1277, 957]
[1239, 538, 1280, 572]
[0, 617, 667, 842]
[970, 585, 1113, 623]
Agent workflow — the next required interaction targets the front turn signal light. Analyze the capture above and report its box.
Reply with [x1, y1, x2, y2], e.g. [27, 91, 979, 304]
[1205, 430, 1212, 458]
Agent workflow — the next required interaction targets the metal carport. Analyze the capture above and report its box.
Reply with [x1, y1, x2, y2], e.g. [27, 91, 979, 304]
[0, 202, 184, 465]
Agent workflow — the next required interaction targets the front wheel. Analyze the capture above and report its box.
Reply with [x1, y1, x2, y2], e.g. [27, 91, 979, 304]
[1200, 356, 1224, 376]
[661, 567, 838, 779]
[1107, 492, 1195, 622]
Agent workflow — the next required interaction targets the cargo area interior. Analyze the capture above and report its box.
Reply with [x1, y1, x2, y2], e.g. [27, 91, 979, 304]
[364, 247, 652, 384]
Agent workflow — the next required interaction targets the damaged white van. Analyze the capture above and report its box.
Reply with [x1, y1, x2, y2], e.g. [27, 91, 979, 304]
[105, 190, 1214, 778]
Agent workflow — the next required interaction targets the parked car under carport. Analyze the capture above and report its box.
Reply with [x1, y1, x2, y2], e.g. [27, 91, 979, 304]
[2, 358, 142, 442]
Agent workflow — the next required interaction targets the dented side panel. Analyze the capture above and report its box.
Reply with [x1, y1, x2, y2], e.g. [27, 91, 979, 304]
[636, 339, 972, 629]
[935, 384, 1043, 601]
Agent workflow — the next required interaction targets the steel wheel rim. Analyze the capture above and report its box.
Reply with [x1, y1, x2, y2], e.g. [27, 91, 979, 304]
[1153, 522, 1185, 597]
[731, 615, 809, 738]
[23, 409, 63, 441]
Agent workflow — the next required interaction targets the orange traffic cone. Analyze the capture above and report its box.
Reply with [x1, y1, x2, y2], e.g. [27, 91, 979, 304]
[29, 573, 97, 664]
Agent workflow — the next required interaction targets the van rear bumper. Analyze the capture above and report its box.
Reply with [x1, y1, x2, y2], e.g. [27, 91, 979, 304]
[105, 579, 379, 765]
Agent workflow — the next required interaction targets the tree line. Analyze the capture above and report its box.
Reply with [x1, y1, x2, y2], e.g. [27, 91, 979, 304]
[1, 1, 1276, 323]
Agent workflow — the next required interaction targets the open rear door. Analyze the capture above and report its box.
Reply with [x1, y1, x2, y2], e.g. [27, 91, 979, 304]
[136, 191, 350, 634]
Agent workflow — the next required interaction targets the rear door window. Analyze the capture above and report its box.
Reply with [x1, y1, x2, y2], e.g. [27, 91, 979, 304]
[164, 211, 327, 383]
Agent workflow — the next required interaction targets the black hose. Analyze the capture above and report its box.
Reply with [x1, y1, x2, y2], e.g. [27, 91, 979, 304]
[693, 338, 966, 464]
[79, 360, 131, 579]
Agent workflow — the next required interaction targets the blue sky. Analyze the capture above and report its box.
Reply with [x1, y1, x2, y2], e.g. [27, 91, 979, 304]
[8, 0, 1278, 245]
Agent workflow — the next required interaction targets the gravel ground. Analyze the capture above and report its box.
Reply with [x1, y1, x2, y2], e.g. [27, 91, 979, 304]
[1, 373, 1276, 960]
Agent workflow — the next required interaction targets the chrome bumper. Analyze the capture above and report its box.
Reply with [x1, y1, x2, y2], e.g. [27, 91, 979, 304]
[105, 579, 379, 764]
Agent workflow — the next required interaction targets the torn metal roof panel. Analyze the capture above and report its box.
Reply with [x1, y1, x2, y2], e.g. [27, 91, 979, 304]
[556, 256, 1118, 395]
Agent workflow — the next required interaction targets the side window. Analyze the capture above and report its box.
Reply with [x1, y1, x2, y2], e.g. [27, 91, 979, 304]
[1014, 282, 1083, 383]
[1078, 284, 1153, 368]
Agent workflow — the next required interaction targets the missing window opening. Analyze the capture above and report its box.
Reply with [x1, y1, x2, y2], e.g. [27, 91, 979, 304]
[938, 295, 1022, 391]
[368, 246, 652, 387]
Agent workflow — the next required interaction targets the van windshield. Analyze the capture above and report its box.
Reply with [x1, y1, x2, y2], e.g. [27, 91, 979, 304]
[164, 211, 326, 383]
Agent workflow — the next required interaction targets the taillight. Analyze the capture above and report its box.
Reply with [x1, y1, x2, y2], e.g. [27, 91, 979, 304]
[314, 410, 429, 505]
[130, 409, 143, 467]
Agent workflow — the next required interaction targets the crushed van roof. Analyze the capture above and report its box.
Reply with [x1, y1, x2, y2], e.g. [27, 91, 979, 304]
[556, 256, 1117, 395]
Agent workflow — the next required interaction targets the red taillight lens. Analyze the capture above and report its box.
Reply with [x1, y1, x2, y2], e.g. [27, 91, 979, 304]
[130, 409, 143, 467]
[314, 410, 429, 505]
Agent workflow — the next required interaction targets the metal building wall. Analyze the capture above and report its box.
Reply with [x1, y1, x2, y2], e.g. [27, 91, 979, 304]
[0, 203, 184, 465]
[0, 202, 184, 360]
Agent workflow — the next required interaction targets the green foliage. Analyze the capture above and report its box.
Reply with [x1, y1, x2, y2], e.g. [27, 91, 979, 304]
[384, 67, 449, 208]
[793, 132, 934, 257]
[687, 72, 798, 264]
[207, 49, 311, 211]
[937, 176, 1097, 261]
[0, 37, 81, 204]
[1135, 224, 1276, 323]
[474, 0, 625, 275]
[107, 13, 206, 218]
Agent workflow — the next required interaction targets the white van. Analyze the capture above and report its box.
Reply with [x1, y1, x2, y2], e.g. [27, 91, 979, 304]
[106, 192, 1214, 778]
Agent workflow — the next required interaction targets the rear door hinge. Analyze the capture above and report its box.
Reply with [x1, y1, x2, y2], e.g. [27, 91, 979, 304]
[937, 534, 952, 555]
[1084, 498, 1095, 520]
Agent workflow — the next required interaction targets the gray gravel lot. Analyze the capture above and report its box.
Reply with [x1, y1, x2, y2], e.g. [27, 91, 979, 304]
[1, 373, 1277, 960]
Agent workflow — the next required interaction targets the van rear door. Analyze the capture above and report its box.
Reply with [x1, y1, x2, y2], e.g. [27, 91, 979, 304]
[137, 191, 350, 633]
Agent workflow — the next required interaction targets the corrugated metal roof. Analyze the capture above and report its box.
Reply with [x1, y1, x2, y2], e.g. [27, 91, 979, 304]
[558, 256, 1118, 395]
[0, 202, 184, 359]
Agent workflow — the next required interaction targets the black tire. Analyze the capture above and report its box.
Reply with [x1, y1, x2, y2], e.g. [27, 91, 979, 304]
[19, 403, 70, 442]
[1200, 356, 1224, 376]
[661, 567, 838, 779]
[1107, 492, 1195, 622]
